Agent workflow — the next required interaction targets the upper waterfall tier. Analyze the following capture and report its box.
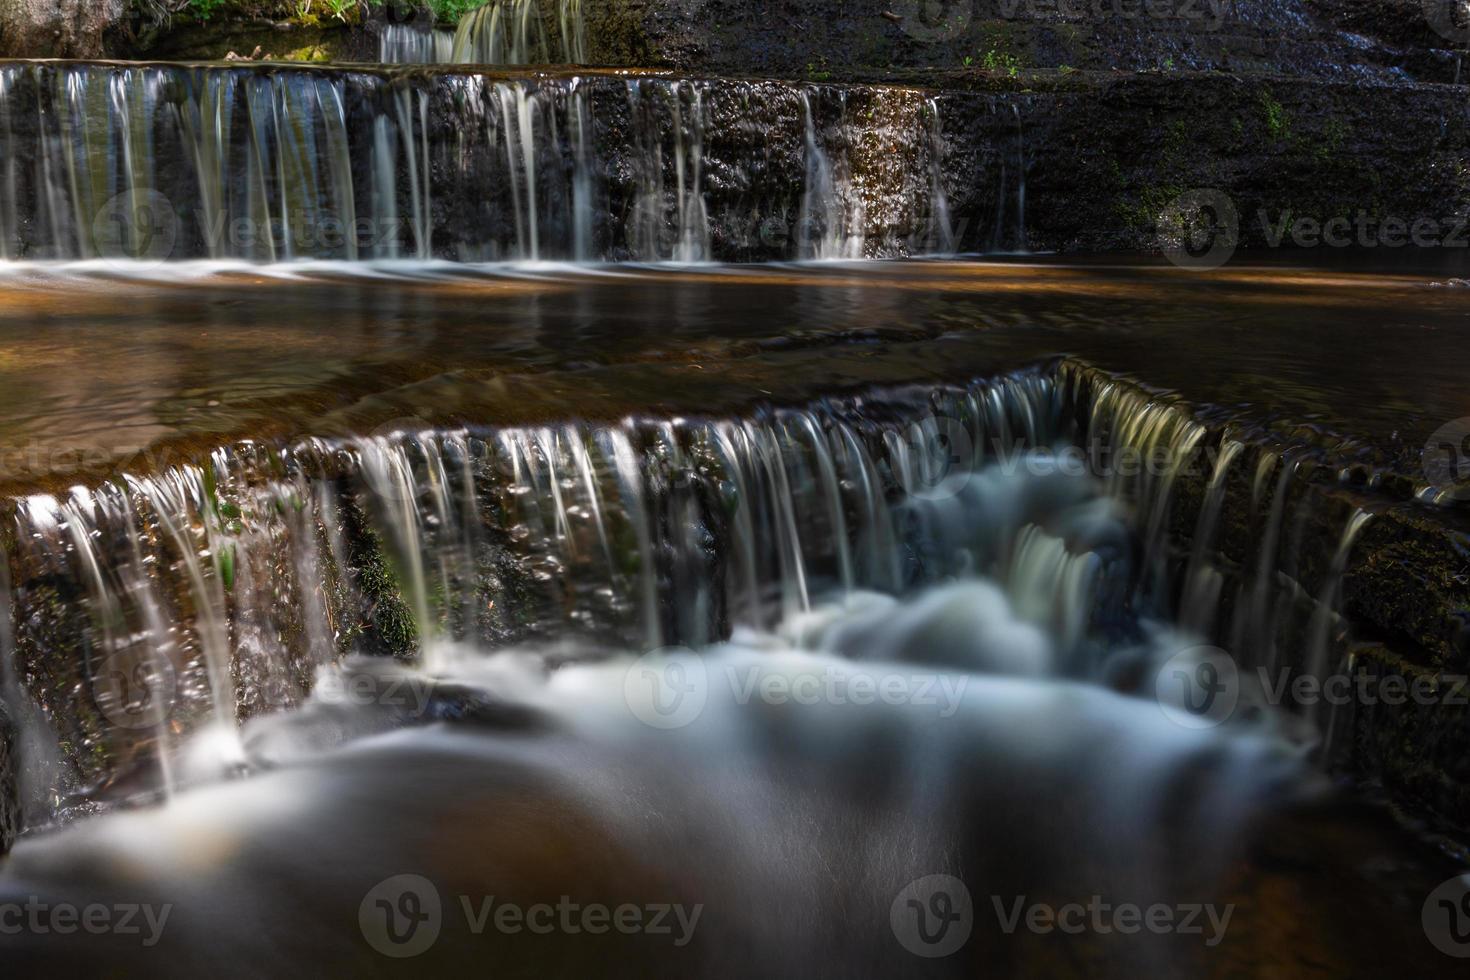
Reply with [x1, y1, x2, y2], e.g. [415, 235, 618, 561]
[379, 0, 587, 66]
[0, 63, 973, 263]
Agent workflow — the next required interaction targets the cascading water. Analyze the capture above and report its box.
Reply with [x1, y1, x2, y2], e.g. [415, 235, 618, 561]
[798, 90, 865, 261]
[379, 1, 587, 66]
[627, 79, 709, 263]
[1303, 507, 1374, 730]
[985, 100, 1030, 253]
[1059, 361, 1398, 757]
[0, 5, 1460, 970]
[1010, 103, 1027, 252]
[458, 0, 587, 66]
[1180, 436, 1245, 634]
[1074, 372, 1209, 611]
[378, 23, 456, 65]
[0, 353, 1394, 822]
[0, 64, 959, 263]
[0, 354, 1326, 974]
[0, 293, 1450, 974]
[924, 97, 956, 255]
[7, 368, 1072, 815]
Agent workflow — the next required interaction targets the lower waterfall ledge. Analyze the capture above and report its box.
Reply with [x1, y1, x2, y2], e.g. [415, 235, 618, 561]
[1, 354, 1467, 835]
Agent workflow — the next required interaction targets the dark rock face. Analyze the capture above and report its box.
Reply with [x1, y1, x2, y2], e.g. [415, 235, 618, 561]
[0, 0, 126, 58]
[0, 701, 18, 855]
[1350, 644, 1470, 825]
[959, 71, 1470, 253]
[583, 0, 1462, 82]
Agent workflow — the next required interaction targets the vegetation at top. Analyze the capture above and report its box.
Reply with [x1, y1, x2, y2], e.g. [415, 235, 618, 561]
[138, 1, 489, 26]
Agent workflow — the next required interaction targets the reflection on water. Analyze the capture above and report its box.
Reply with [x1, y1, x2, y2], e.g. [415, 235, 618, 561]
[0, 257, 1463, 492]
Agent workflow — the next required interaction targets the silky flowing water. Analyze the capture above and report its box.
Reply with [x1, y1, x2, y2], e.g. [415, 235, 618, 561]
[0, 256, 1462, 976]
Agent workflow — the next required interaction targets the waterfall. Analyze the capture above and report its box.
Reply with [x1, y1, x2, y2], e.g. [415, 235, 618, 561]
[4, 370, 1072, 817]
[924, 97, 956, 255]
[1303, 508, 1373, 731]
[379, 23, 456, 64]
[1180, 437, 1244, 634]
[0, 356, 1316, 974]
[559, 0, 587, 65]
[1012, 103, 1027, 252]
[378, 1, 588, 66]
[1235, 448, 1301, 668]
[0, 69, 17, 258]
[798, 90, 865, 261]
[1075, 374, 1208, 610]
[987, 100, 1029, 253]
[0, 348, 1399, 853]
[0, 64, 959, 263]
[627, 79, 710, 263]
[448, 0, 587, 65]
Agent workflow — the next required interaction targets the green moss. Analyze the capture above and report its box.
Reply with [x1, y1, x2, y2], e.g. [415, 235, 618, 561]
[1259, 89, 1291, 142]
[281, 43, 333, 61]
[1311, 116, 1350, 165]
[356, 530, 419, 659]
[331, 491, 420, 660]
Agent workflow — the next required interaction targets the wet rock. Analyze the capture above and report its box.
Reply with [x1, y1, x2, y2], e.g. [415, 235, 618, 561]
[0, 699, 18, 855]
[583, 0, 1458, 82]
[0, 0, 125, 59]
[1347, 644, 1470, 827]
[960, 71, 1470, 254]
